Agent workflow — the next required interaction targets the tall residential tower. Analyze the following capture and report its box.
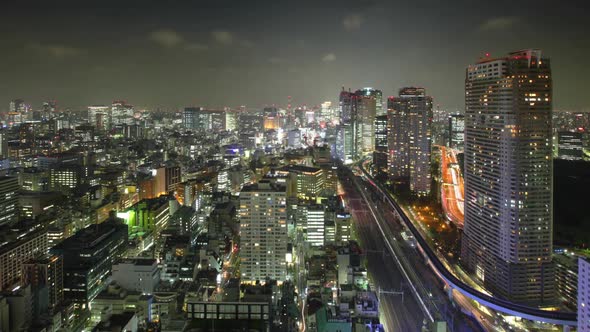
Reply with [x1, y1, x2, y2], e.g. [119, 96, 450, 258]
[387, 87, 433, 195]
[239, 181, 288, 282]
[461, 49, 554, 304]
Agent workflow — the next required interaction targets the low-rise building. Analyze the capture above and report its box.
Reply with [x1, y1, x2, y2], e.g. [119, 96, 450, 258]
[112, 258, 160, 294]
[90, 283, 152, 325]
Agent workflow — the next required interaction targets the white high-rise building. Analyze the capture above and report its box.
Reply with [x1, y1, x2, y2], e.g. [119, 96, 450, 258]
[461, 49, 554, 304]
[239, 181, 288, 282]
[301, 204, 325, 247]
[579, 257, 590, 332]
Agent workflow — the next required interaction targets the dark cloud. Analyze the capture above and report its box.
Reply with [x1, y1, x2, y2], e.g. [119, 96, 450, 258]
[342, 14, 363, 31]
[149, 29, 184, 48]
[479, 16, 521, 32]
[28, 43, 85, 58]
[322, 53, 336, 62]
[184, 43, 209, 52]
[0, 0, 588, 110]
[212, 30, 234, 45]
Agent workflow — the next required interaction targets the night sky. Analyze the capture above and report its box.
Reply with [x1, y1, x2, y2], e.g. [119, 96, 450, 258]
[1, 0, 588, 111]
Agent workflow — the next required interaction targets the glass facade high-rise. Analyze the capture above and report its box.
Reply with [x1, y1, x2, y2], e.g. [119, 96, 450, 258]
[355, 89, 377, 153]
[387, 87, 432, 195]
[0, 176, 19, 226]
[461, 49, 554, 304]
[337, 89, 359, 164]
[448, 113, 465, 151]
[373, 115, 388, 175]
[183, 107, 209, 131]
[357, 87, 383, 116]
[336, 88, 381, 163]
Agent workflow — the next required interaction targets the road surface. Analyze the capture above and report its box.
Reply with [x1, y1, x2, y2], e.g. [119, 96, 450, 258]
[340, 167, 483, 331]
[439, 146, 464, 228]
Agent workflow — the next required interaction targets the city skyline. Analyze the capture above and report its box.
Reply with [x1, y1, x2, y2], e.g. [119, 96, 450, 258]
[1, 0, 589, 111]
[2, 2, 590, 331]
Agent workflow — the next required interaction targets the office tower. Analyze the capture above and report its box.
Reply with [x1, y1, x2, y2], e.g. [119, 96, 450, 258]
[239, 181, 288, 282]
[557, 131, 583, 160]
[357, 88, 382, 154]
[238, 113, 263, 148]
[337, 89, 359, 163]
[579, 258, 590, 332]
[281, 165, 324, 200]
[356, 91, 377, 152]
[224, 109, 238, 131]
[210, 110, 226, 131]
[165, 166, 181, 193]
[0, 176, 19, 226]
[49, 165, 82, 192]
[300, 204, 326, 247]
[183, 107, 210, 131]
[0, 130, 8, 159]
[287, 129, 301, 148]
[22, 254, 64, 314]
[0, 222, 48, 291]
[263, 107, 280, 131]
[387, 87, 433, 195]
[448, 113, 465, 151]
[51, 220, 128, 306]
[88, 105, 111, 130]
[9, 99, 26, 113]
[374, 115, 388, 175]
[336, 122, 355, 164]
[183, 107, 198, 130]
[461, 49, 554, 304]
[41, 101, 56, 121]
[111, 100, 134, 126]
[335, 211, 352, 245]
[320, 101, 336, 123]
[8, 99, 29, 126]
[358, 87, 384, 116]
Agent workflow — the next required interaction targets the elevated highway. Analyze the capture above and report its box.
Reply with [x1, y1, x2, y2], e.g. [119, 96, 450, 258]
[358, 163, 577, 328]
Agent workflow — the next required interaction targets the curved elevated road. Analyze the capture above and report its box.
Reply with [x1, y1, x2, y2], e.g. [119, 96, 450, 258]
[358, 163, 577, 327]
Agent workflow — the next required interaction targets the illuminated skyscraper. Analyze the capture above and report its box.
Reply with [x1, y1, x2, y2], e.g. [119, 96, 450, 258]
[461, 49, 554, 304]
[355, 88, 377, 152]
[373, 115, 388, 175]
[387, 88, 432, 195]
[183, 107, 208, 131]
[448, 113, 465, 151]
[263, 107, 280, 131]
[0, 176, 19, 226]
[0, 130, 8, 159]
[578, 257, 590, 332]
[336, 89, 359, 163]
[88, 105, 111, 130]
[357, 88, 383, 116]
[239, 181, 288, 282]
[111, 100, 134, 126]
[336, 88, 381, 162]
